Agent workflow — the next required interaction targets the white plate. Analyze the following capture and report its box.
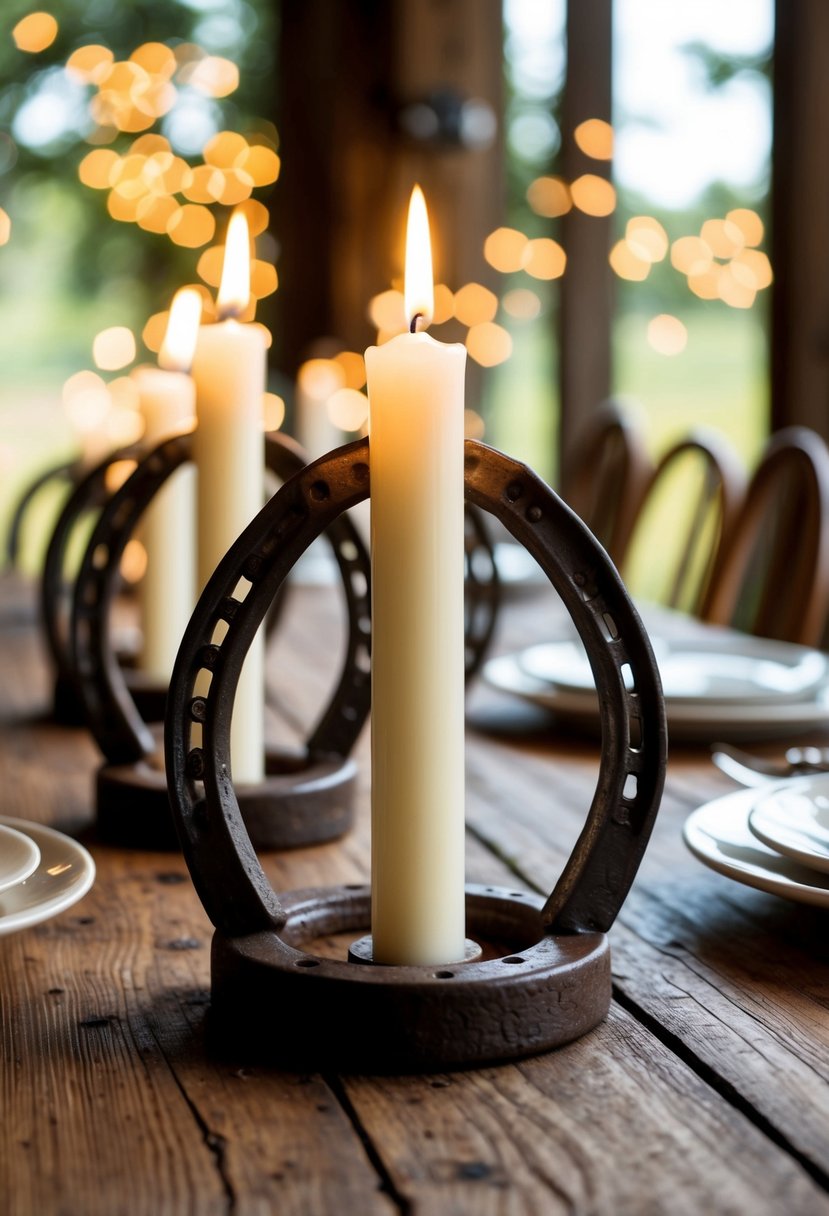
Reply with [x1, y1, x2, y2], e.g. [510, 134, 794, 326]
[519, 635, 829, 706]
[0, 818, 95, 936]
[0, 824, 40, 894]
[748, 775, 829, 873]
[683, 789, 829, 906]
[482, 653, 829, 743]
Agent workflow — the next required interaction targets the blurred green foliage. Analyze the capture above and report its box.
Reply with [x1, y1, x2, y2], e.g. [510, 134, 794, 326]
[0, 0, 278, 374]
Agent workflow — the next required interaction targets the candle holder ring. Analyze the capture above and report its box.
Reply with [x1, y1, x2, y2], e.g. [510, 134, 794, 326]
[165, 438, 667, 1071]
[463, 503, 500, 678]
[6, 456, 80, 572]
[41, 445, 149, 724]
[71, 430, 371, 850]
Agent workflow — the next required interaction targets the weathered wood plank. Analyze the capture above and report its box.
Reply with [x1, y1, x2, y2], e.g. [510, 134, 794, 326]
[0, 616, 391, 1216]
[463, 701, 829, 1184]
[344, 998, 829, 1216]
[4, 582, 829, 1214]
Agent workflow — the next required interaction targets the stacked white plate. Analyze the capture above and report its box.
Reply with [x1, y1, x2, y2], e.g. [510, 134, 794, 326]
[482, 625, 829, 743]
[684, 775, 829, 906]
[0, 817, 95, 935]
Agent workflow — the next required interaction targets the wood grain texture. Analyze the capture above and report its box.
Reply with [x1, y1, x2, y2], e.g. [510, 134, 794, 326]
[344, 1001, 829, 1216]
[2, 579, 829, 1212]
[466, 586, 829, 1188]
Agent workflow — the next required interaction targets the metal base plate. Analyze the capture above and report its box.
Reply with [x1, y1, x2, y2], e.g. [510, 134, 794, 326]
[209, 884, 611, 1072]
[96, 750, 357, 851]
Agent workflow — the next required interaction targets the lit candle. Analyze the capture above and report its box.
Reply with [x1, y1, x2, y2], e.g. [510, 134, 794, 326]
[133, 288, 200, 682]
[366, 185, 467, 965]
[190, 210, 267, 783]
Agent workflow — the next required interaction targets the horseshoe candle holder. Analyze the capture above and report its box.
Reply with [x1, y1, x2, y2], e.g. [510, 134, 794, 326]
[463, 503, 500, 677]
[164, 438, 666, 1072]
[5, 456, 81, 573]
[40, 446, 148, 724]
[71, 430, 372, 851]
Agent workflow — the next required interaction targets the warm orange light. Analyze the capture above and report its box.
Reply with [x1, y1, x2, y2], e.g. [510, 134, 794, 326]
[78, 148, 120, 189]
[432, 283, 454, 325]
[237, 198, 270, 237]
[13, 12, 58, 53]
[142, 311, 168, 354]
[239, 145, 281, 187]
[167, 203, 215, 248]
[93, 326, 136, 371]
[217, 209, 251, 319]
[523, 238, 566, 280]
[62, 371, 111, 431]
[137, 195, 178, 234]
[107, 190, 140, 223]
[727, 208, 764, 248]
[105, 459, 139, 494]
[718, 266, 756, 309]
[205, 131, 248, 168]
[66, 44, 113, 84]
[527, 175, 571, 218]
[130, 42, 176, 80]
[404, 185, 434, 330]
[262, 392, 286, 431]
[700, 218, 744, 259]
[502, 288, 541, 320]
[730, 248, 772, 291]
[334, 350, 367, 390]
[452, 282, 498, 327]
[298, 358, 346, 400]
[368, 289, 406, 333]
[626, 216, 668, 263]
[570, 174, 616, 217]
[183, 164, 219, 204]
[671, 236, 713, 277]
[183, 55, 240, 98]
[647, 314, 687, 356]
[574, 118, 613, 160]
[327, 388, 369, 432]
[484, 227, 528, 273]
[465, 322, 513, 367]
[159, 287, 202, 372]
[609, 239, 651, 282]
[250, 259, 278, 299]
[0, 208, 10, 246]
[687, 267, 721, 300]
[120, 539, 148, 584]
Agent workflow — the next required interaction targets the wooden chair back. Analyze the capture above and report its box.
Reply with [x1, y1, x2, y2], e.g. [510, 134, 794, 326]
[618, 428, 747, 615]
[700, 426, 829, 646]
[560, 398, 653, 564]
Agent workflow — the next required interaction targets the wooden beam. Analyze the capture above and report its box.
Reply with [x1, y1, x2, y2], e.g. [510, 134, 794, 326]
[771, 0, 829, 439]
[273, 0, 503, 389]
[272, 1, 393, 373]
[558, 0, 613, 459]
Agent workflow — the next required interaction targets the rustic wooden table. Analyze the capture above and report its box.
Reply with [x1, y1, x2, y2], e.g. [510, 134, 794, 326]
[2, 571, 829, 1215]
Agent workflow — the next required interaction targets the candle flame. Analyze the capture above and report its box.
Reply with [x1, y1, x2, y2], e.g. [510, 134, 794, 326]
[404, 185, 434, 330]
[158, 288, 202, 372]
[217, 208, 251, 320]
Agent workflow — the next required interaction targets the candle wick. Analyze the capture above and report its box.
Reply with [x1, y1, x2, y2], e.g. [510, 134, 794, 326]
[409, 313, 422, 334]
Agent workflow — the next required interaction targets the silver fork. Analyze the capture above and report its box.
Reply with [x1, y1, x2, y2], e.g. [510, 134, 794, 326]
[711, 741, 829, 787]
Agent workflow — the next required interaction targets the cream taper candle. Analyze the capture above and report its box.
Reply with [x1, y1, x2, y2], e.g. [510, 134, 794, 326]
[134, 288, 200, 681]
[366, 185, 467, 965]
[190, 211, 267, 783]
